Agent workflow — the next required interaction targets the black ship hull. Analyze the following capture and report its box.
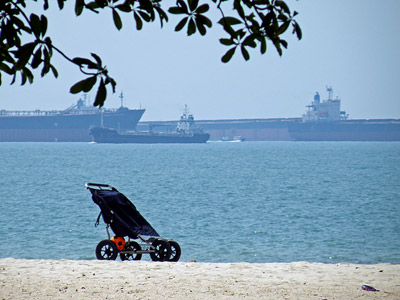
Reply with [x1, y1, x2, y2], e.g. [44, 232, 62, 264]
[90, 127, 210, 144]
[288, 121, 400, 141]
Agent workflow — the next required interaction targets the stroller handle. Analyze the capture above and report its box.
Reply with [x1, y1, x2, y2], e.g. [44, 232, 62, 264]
[85, 183, 117, 191]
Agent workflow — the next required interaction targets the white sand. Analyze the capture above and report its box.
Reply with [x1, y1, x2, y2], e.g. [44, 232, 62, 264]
[0, 258, 399, 299]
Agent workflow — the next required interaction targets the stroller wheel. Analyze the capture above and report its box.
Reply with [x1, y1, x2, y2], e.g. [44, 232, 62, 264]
[150, 239, 172, 262]
[120, 241, 142, 261]
[167, 240, 181, 262]
[95, 239, 118, 260]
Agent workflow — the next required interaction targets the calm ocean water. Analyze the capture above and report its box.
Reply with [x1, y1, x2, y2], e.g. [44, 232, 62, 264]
[0, 142, 399, 264]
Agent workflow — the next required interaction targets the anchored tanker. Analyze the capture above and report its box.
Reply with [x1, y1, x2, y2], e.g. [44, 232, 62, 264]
[287, 87, 400, 141]
[0, 94, 145, 142]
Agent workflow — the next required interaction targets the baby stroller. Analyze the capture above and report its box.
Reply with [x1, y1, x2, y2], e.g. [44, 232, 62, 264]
[86, 183, 181, 262]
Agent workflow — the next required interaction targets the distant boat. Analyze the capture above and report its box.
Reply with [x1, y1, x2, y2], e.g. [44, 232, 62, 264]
[90, 105, 210, 144]
[209, 136, 245, 143]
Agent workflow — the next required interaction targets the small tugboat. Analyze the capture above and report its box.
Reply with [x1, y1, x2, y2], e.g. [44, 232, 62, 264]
[90, 105, 210, 144]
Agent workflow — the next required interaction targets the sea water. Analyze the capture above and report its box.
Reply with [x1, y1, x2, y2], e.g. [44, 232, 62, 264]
[0, 142, 399, 264]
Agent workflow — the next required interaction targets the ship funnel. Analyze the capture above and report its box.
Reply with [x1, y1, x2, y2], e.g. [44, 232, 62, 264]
[119, 91, 124, 108]
[314, 92, 320, 104]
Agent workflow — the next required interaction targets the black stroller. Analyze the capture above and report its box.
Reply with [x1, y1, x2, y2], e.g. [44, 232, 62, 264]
[86, 183, 181, 262]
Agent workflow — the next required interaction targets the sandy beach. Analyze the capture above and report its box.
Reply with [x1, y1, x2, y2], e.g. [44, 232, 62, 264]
[0, 258, 399, 299]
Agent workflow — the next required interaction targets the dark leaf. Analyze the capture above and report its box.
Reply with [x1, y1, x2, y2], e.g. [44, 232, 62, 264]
[11, 73, 17, 85]
[112, 9, 123, 30]
[276, 21, 290, 36]
[30, 14, 41, 38]
[12, 16, 30, 34]
[140, 0, 156, 20]
[16, 42, 36, 70]
[219, 38, 234, 46]
[134, 11, 143, 30]
[75, 0, 84, 16]
[218, 17, 242, 26]
[241, 45, 250, 61]
[58, 0, 65, 9]
[188, 18, 196, 35]
[40, 15, 48, 36]
[238, 29, 246, 40]
[293, 21, 302, 40]
[155, 7, 168, 27]
[260, 38, 267, 54]
[273, 39, 282, 56]
[21, 70, 28, 86]
[86, 2, 100, 12]
[196, 14, 212, 28]
[280, 39, 288, 49]
[31, 48, 42, 69]
[168, 7, 184, 14]
[20, 68, 34, 85]
[196, 4, 209, 14]
[243, 35, 257, 48]
[138, 10, 151, 22]
[116, 3, 132, 13]
[50, 65, 58, 78]
[41, 49, 50, 76]
[70, 76, 97, 94]
[72, 57, 97, 69]
[275, 1, 290, 14]
[221, 46, 236, 63]
[41, 63, 50, 77]
[24, 68, 34, 84]
[95, 0, 107, 8]
[0, 63, 13, 75]
[109, 77, 117, 93]
[277, 13, 288, 22]
[91, 53, 102, 66]
[177, 0, 189, 14]
[44, 37, 53, 49]
[188, 0, 199, 12]
[233, 0, 245, 20]
[262, 12, 275, 28]
[196, 18, 206, 35]
[82, 76, 97, 92]
[94, 79, 107, 107]
[175, 17, 188, 32]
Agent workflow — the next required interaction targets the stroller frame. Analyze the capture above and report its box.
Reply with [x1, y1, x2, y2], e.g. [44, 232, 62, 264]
[86, 183, 181, 262]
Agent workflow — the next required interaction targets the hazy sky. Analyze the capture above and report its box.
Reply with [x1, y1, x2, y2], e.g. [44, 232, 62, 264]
[1, 0, 399, 121]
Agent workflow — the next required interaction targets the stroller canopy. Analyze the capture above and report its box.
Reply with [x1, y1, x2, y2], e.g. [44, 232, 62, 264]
[89, 186, 160, 239]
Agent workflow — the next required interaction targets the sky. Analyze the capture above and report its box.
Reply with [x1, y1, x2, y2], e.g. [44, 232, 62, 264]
[1, 0, 399, 121]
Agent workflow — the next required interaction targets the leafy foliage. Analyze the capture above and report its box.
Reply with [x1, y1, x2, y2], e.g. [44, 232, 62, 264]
[0, 0, 301, 107]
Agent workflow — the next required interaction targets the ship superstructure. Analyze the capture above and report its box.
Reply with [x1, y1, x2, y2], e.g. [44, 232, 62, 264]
[176, 105, 205, 135]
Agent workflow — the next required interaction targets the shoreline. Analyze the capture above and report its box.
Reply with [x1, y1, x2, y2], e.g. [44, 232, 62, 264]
[1, 258, 399, 299]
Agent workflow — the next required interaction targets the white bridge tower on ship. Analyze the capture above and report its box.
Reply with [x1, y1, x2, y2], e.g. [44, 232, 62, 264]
[302, 87, 348, 122]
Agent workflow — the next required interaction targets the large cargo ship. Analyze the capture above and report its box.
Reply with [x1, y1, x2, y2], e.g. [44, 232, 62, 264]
[2, 89, 399, 142]
[287, 88, 400, 141]
[0, 94, 145, 142]
[90, 106, 210, 143]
